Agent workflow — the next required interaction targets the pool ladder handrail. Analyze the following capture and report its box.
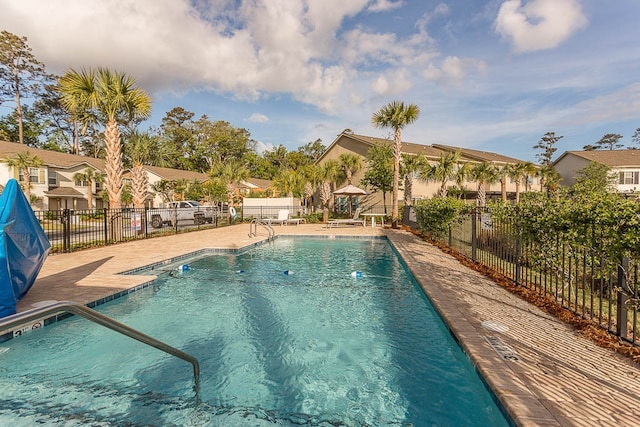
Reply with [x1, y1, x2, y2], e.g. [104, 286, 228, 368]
[248, 218, 275, 240]
[0, 301, 200, 391]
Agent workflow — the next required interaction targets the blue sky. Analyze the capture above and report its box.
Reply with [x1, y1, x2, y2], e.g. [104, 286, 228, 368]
[1, 0, 639, 162]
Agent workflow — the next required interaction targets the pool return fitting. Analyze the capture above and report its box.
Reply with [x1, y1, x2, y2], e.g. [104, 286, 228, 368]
[0, 301, 200, 392]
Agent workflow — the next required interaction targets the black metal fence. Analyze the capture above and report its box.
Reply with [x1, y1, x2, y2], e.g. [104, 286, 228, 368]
[35, 206, 230, 254]
[443, 209, 640, 346]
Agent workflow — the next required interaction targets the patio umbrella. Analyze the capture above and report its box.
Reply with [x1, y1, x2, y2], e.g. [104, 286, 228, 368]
[333, 184, 368, 215]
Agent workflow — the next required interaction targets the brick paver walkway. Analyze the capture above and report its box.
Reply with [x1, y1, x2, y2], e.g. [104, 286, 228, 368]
[11, 224, 640, 426]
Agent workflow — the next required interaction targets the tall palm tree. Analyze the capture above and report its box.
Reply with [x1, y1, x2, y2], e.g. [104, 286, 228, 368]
[470, 162, 498, 207]
[371, 101, 420, 228]
[7, 150, 42, 203]
[73, 167, 104, 210]
[401, 153, 427, 206]
[57, 67, 151, 210]
[338, 153, 362, 185]
[429, 151, 461, 197]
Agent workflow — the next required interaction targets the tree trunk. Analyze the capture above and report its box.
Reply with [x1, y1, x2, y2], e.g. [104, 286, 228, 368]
[131, 164, 148, 208]
[104, 119, 124, 241]
[501, 177, 507, 202]
[14, 72, 24, 145]
[404, 176, 413, 206]
[104, 119, 123, 209]
[392, 128, 401, 228]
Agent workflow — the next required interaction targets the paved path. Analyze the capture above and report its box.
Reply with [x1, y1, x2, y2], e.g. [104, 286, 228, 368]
[12, 224, 640, 426]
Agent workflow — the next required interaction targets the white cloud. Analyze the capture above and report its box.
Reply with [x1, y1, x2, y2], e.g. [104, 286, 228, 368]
[494, 0, 588, 53]
[423, 56, 487, 86]
[558, 83, 640, 126]
[371, 68, 412, 96]
[0, 0, 374, 113]
[254, 140, 273, 154]
[247, 113, 269, 123]
[368, 0, 404, 13]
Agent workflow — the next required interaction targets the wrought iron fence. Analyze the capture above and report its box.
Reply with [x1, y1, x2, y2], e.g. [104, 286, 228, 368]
[444, 209, 640, 346]
[35, 207, 229, 254]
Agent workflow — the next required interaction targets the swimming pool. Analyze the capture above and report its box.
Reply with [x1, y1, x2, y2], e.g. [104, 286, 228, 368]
[0, 237, 510, 426]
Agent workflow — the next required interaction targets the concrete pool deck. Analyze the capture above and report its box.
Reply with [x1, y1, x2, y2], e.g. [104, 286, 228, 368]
[14, 223, 640, 426]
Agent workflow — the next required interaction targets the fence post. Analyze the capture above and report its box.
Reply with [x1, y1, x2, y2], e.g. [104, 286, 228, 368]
[448, 225, 452, 247]
[101, 208, 107, 244]
[61, 209, 70, 253]
[471, 209, 477, 262]
[617, 257, 629, 338]
[515, 234, 522, 285]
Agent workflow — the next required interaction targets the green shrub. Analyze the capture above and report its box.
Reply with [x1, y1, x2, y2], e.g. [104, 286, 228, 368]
[414, 197, 468, 240]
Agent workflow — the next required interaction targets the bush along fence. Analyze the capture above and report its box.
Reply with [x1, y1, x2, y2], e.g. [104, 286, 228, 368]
[410, 197, 640, 347]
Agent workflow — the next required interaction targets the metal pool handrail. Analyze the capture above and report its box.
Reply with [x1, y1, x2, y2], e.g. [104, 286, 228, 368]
[249, 218, 275, 240]
[0, 301, 200, 391]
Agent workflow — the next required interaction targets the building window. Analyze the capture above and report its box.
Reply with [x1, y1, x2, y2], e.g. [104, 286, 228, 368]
[18, 168, 42, 183]
[48, 170, 57, 186]
[75, 179, 89, 187]
[618, 171, 640, 185]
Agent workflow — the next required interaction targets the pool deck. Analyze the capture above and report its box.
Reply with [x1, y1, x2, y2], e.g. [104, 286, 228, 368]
[14, 224, 640, 426]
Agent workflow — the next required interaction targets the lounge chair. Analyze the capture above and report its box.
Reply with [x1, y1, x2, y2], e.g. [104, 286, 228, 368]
[327, 208, 365, 228]
[266, 209, 290, 226]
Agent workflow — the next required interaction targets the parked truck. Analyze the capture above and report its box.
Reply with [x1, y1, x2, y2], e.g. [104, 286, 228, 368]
[147, 201, 215, 228]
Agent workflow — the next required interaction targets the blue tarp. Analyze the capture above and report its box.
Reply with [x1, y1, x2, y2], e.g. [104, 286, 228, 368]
[0, 179, 50, 318]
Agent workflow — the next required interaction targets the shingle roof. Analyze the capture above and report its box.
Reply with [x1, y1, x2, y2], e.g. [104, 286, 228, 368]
[44, 187, 84, 197]
[243, 177, 272, 189]
[432, 144, 525, 164]
[328, 132, 527, 164]
[142, 165, 209, 182]
[561, 150, 640, 167]
[0, 140, 105, 170]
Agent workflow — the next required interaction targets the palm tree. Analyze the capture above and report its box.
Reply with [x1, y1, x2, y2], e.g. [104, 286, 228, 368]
[73, 167, 104, 210]
[401, 153, 427, 206]
[209, 159, 249, 220]
[338, 153, 362, 185]
[496, 164, 513, 202]
[510, 162, 536, 203]
[319, 159, 341, 223]
[273, 169, 305, 198]
[124, 131, 171, 209]
[7, 150, 42, 203]
[57, 68, 151, 210]
[454, 162, 470, 199]
[371, 101, 420, 228]
[429, 151, 461, 197]
[470, 162, 498, 207]
[522, 162, 538, 192]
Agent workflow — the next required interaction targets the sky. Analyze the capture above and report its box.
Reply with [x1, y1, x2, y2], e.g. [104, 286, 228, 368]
[1, 0, 639, 162]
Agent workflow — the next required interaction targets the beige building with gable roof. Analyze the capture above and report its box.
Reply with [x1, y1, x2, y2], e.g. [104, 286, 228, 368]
[0, 140, 107, 210]
[553, 149, 640, 194]
[316, 131, 531, 209]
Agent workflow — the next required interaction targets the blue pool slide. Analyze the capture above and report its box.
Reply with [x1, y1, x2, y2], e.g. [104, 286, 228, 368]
[0, 179, 51, 318]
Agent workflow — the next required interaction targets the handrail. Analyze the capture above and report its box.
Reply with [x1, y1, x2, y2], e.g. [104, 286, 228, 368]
[249, 219, 275, 241]
[0, 301, 200, 391]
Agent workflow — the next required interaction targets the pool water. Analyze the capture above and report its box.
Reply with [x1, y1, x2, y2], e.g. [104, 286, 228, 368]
[0, 238, 509, 426]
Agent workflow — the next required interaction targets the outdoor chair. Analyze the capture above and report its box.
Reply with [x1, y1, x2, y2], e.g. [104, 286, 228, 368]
[327, 207, 365, 228]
